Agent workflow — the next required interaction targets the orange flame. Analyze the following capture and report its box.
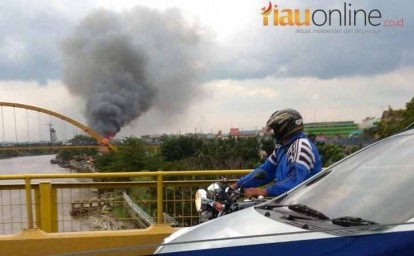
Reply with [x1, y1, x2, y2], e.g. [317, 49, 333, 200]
[101, 137, 109, 145]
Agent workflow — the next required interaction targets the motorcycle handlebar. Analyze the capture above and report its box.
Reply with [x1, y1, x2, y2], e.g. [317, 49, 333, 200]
[226, 187, 264, 200]
[225, 186, 243, 195]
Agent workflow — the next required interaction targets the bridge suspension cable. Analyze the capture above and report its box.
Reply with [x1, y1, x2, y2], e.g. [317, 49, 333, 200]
[0, 102, 116, 151]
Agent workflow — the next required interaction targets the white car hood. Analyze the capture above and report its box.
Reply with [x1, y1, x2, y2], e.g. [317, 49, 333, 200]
[155, 207, 335, 254]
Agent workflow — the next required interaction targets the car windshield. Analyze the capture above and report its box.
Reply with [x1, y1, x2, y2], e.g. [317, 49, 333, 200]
[275, 131, 414, 224]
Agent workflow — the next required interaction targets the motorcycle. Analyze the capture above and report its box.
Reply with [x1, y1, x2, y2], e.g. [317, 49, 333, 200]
[194, 170, 268, 223]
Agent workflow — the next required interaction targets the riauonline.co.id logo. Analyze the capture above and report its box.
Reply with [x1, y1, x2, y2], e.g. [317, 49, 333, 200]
[261, 1, 404, 34]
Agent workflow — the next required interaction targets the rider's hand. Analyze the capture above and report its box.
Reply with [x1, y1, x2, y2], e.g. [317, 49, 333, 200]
[229, 183, 238, 190]
[244, 188, 267, 198]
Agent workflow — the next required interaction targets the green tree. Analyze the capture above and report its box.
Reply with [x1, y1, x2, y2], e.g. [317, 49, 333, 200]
[376, 107, 404, 139]
[260, 136, 275, 158]
[192, 136, 260, 170]
[56, 134, 98, 162]
[316, 143, 346, 167]
[95, 136, 151, 172]
[373, 96, 414, 139]
[160, 136, 203, 162]
[116, 136, 148, 171]
[68, 134, 98, 145]
[94, 150, 119, 172]
[402, 97, 414, 128]
[362, 125, 379, 140]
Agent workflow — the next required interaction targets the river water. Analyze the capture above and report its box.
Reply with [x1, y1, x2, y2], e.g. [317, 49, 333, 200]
[0, 154, 64, 175]
[0, 154, 95, 234]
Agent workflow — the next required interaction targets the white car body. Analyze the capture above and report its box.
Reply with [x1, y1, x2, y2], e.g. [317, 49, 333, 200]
[155, 129, 414, 256]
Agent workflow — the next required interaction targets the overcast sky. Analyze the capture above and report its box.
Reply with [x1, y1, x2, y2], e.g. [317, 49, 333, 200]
[0, 0, 412, 138]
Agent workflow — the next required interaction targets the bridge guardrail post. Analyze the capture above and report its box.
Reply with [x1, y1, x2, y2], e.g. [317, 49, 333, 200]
[38, 182, 58, 232]
[24, 177, 34, 230]
[156, 171, 163, 224]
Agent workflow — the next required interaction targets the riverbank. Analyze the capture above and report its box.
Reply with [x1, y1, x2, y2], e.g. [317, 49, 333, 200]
[69, 159, 95, 172]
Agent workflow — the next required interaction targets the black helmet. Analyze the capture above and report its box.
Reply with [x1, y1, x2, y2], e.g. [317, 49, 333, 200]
[265, 108, 304, 141]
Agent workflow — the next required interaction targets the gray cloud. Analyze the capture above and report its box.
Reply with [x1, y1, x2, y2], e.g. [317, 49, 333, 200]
[210, 0, 413, 80]
[1, 0, 411, 85]
[60, 7, 212, 137]
[0, 3, 73, 84]
[0, 0, 412, 138]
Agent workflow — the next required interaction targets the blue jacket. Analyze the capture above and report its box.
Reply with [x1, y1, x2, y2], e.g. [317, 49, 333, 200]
[236, 131, 322, 197]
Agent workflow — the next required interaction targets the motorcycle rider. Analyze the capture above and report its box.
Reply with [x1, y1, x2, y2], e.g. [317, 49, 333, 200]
[230, 108, 322, 198]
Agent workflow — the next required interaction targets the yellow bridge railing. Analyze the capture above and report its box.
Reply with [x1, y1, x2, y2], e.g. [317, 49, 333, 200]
[0, 170, 251, 235]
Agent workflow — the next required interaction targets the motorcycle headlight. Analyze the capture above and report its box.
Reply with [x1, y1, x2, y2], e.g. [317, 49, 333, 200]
[195, 189, 207, 212]
[207, 182, 222, 197]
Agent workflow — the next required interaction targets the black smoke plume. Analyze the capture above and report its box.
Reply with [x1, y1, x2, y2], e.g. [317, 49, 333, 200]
[60, 7, 211, 137]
